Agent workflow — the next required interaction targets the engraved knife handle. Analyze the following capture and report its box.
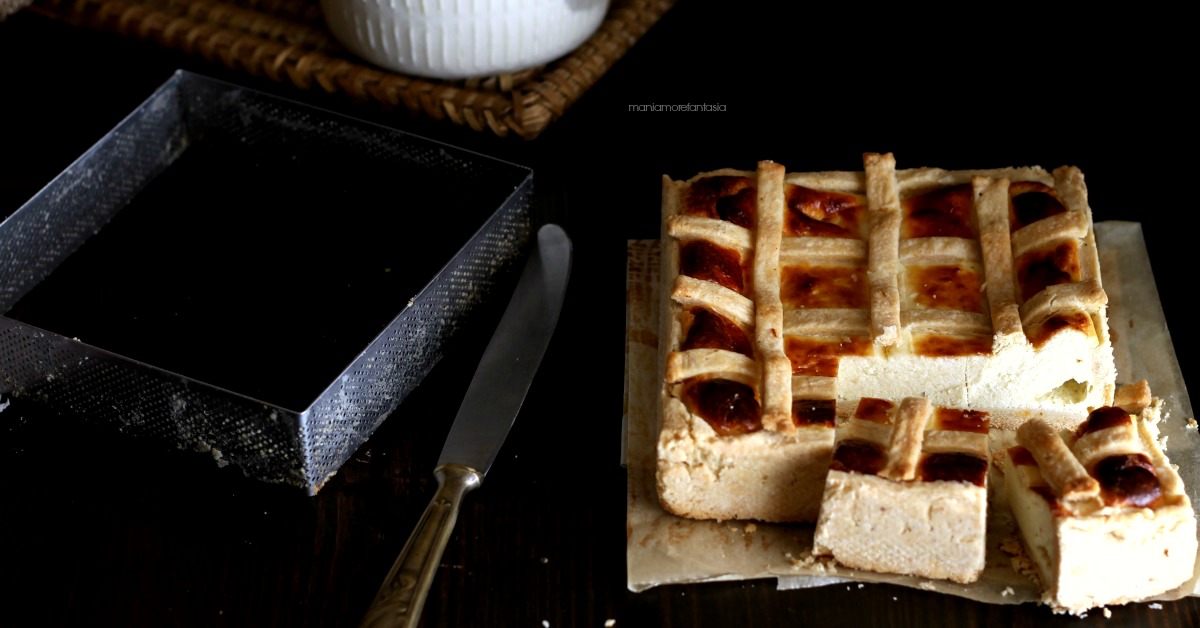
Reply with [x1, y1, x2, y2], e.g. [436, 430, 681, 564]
[360, 463, 483, 628]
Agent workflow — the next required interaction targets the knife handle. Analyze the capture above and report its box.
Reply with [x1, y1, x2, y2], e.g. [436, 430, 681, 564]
[360, 463, 483, 628]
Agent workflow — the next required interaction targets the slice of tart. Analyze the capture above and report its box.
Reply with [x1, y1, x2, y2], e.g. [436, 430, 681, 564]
[812, 397, 990, 583]
[1001, 396, 1197, 614]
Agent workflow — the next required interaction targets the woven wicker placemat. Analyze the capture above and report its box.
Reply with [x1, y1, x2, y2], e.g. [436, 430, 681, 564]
[31, 0, 676, 139]
[2, 0, 35, 20]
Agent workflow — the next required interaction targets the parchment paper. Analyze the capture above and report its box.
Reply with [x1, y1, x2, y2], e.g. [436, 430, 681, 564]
[623, 221, 1200, 606]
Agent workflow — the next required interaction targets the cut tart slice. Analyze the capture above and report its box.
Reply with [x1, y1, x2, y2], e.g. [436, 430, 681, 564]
[1000, 394, 1198, 614]
[812, 397, 990, 583]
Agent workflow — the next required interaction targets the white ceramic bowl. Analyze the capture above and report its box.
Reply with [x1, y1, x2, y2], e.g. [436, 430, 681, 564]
[320, 0, 611, 80]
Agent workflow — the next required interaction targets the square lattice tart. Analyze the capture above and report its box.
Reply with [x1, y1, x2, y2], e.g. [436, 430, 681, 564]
[656, 154, 1116, 522]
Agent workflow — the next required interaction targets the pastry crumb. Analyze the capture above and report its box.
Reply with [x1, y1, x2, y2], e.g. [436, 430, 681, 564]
[999, 537, 1024, 555]
[787, 550, 835, 571]
[1001, 537, 1041, 583]
[918, 581, 936, 591]
[1149, 603, 1162, 610]
[1103, 607, 1112, 618]
[605, 621, 616, 627]
[745, 523, 757, 533]
[1001, 587, 1014, 597]
[785, 551, 819, 570]
[1187, 417, 1198, 430]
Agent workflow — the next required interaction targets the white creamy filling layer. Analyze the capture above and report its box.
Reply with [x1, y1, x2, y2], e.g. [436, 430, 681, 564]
[836, 331, 1114, 422]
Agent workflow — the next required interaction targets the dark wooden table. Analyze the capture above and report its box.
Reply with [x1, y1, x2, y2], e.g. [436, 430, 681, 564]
[2, 2, 1198, 626]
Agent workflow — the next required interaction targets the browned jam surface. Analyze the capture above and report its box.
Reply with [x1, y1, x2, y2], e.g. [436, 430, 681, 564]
[901, 184, 975, 239]
[831, 439, 886, 476]
[684, 176, 755, 229]
[1009, 181, 1067, 232]
[1076, 405, 1132, 439]
[931, 408, 990, 433]
[681, 308, 753, 357]
[784, 185, 866, 238]
[1094, 453, 1162, 508]
[781, 264, 868, 309]
[1008, 446, 1036, 466]
[913, 333, 992, 357]
[785, 336, 872, 377]
[1030, 311, 1094, 349]
[907, 264, 985, 313]
[920, 452, 988, 486]
[853, 397, 895, 424]
[1015, 240, 1080, 302]
[792, 399, 836, 427]
[681, 378, 762, 436]
[679, 240, 745, 294]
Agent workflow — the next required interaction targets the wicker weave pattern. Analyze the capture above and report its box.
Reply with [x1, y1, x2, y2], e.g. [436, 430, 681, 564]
[33, 0, 675, 139]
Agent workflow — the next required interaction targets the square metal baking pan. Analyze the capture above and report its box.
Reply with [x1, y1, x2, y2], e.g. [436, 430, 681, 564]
[0, 70, 534, 494]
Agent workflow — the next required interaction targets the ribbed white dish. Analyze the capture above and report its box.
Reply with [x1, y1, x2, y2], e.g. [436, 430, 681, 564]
[320, 0, 611, 80]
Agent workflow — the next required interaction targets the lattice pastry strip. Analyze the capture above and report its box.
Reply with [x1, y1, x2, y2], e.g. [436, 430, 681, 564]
[865, 152, 902, 346]
[753, 161, 793, 432]
[975, 176, 1024, 340]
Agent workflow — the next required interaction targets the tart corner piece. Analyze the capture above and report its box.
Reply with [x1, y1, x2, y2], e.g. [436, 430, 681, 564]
[1001, 402, 1198, 614]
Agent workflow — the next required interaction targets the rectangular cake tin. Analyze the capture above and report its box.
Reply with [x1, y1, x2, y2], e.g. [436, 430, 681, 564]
[0, 70, 534, 494]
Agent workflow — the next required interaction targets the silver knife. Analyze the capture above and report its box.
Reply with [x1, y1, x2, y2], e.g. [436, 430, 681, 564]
[360, 223, 572, 628]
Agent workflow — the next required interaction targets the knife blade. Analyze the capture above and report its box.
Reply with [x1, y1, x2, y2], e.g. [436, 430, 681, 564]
[360, 223, 572, 628]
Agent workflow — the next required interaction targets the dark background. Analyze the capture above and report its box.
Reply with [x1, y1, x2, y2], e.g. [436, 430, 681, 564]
[2, 2, 1197, 626]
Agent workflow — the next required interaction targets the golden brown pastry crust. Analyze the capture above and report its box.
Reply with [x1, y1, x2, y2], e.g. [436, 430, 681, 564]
[880, 397, 932, 482]
[1016, 419, 1100, 503]
[753, 161, 792, 433]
